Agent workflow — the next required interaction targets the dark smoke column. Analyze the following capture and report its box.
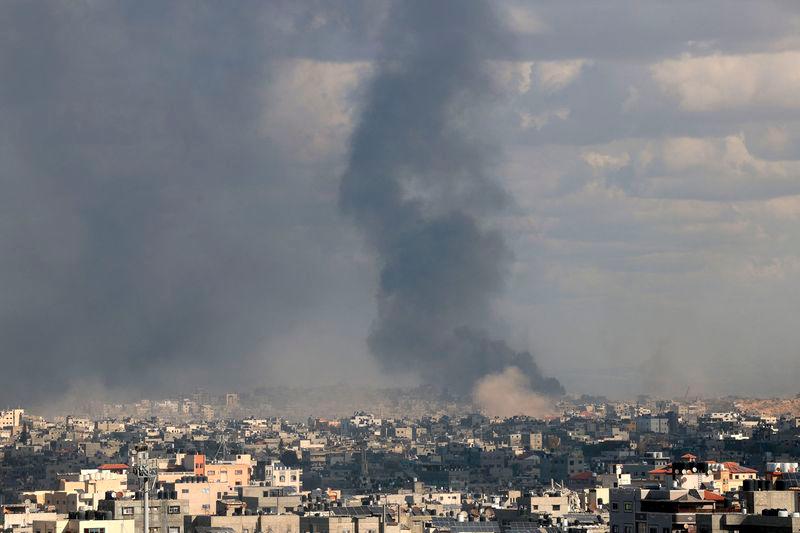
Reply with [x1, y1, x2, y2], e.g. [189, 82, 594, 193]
[340, 0, 563, 406]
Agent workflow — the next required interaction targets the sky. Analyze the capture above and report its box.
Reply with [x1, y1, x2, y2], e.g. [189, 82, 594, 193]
[1, 1, 800, 405]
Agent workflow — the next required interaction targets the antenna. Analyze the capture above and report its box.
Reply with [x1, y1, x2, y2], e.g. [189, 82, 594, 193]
[131, 444, 158, 533]
[214, 433, 231, 461]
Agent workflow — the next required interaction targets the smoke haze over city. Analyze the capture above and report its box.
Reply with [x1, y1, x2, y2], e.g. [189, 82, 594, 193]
[2, 0, 800, 406]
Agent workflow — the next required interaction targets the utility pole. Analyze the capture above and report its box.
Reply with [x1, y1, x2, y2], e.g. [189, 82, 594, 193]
[132, 444, 158, 533]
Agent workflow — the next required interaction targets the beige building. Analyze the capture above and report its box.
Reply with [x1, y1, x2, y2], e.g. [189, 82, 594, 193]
[0, 503, 58, 533]
[33, 518, 135, 533]
[192, 513, 300, 533]
[32, 470, 128, 513]
[0, 409, 24, 432]
[206, 455, 254, 491]
[161, 479, 217, 515]
[301, 515, 381, 533]
[519, 492, 571, 518]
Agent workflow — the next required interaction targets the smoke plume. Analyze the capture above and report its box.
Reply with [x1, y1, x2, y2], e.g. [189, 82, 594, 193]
[340, 0, 564, 401]
[0, 2, 370, 405]
[474, 367, 557, 418]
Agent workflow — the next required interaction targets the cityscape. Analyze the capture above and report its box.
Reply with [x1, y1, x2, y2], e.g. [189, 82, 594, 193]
[3, 391, 800, 533]
[2, 1, 800, 533]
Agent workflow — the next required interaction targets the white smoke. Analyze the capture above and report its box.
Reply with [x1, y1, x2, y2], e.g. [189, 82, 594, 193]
[474, 366, 557, 418]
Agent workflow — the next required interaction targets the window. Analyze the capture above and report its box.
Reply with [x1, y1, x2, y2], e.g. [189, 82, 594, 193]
[264, 491, 270, 497]
[663, 529, 670, 533]
[612, 502, 618, 511]
[202, 504, 211, 510]
[552, 505, 560, 511]
[279, 476, 285, 482]
[169, 528, 180, 533]
[623, 502, 633, 512]
[168, 506, 181, 514]
[532, 505, 539, 510]
[181, 489, 189, 494]
[650, 528, 657, 533]
[122, 507, 134, 516]
[235, 470, 243, 475]
[84, 529, 105, 533]
[611, 527, 618, 533]
[623, 527, 632, 533]
[207, 470, 215, 475]
[291, 476, 297, 482]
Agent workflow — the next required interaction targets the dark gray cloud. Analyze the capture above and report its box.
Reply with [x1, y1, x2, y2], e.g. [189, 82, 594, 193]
[339, 0, 563, 396]
[0, 1, 375, 405]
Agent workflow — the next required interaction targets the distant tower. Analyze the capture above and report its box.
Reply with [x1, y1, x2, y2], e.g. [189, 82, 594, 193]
[225, 393, 239, 409]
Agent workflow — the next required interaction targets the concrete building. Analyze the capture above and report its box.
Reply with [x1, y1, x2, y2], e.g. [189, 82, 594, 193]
[33, 518, 135, 533]
[519, 491, 571, 518]
[697, 512, 800, 532]
[300, 514, 381, 533]
[263, 462, 301, 494]
[161, 479, 217, 515]
[522, 433, 543, 451]
[635, 415, 670, 434]
[98, 496, 189, 533]
[233, 486, 301, 514]
[191, 514, 300, 533]
[206, 455, 254, 491]
[0, 503, 58, 533]
[610, 487, 725, 533]
[0, 409, 24, 431]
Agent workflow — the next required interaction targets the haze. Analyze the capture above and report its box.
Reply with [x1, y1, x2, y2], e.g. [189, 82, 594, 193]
[1, 0, 799, 406]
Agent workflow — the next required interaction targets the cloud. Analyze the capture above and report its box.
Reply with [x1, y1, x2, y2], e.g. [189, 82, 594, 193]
[534, 59, 591, 93]
[520, 107, 570, 130]
[652, 51, 800, 111]
[582, 150, 630, 172]
[501, 2, 547, 36]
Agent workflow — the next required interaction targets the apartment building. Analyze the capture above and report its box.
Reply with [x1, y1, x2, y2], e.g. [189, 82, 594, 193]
[206, 455, 254, 490]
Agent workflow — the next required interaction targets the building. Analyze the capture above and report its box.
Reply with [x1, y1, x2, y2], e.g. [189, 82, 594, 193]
[160, 478, 217, 515]
[635, 416, 670, 435]
[233, 486, 301, 514]
[98, 496, 189, 533]
[697, 513, 800, 532]
[519, 491, 571, 518]
[610, 487, 726, 533]
[0, 409, 24, 432]
[263, 461, 302, 493]
[33, 517, 135, 533]
[206, 455, 254, 491]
